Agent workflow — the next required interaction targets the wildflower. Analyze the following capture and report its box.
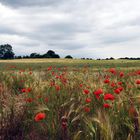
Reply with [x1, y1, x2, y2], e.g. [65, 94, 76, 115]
[103, 104, 111, 108]
[94, 89, 103, 95]
[118, 87, 123, 91]
[55, 75, 60, 79]
[52, 71, 55, 75]
[104, 94, 115, 101]
[104, 79, 110, 84]
[120, 72, 124, 77]
[110, 82, 116, 87]
[47, 66, 52, 71]
[55, 85, 60, 91]
[21, 88, 31, 93]
[85, 98, 91, 103]
[114, 88, 121, 94]
[61, 116, 68, 130]
[129, 105, 137, 118]
[118, 82, 122, 85]
[35, 113, 46, 122]
[83, 89, 90, 94]
[27, 88, 31, 92]
[95, 95, 100, 100]
[62, 122, 67, 129]
[29, 71, 32, 75]
[21, 88, 26, 93]
[136, 80, 140, 84]
[84, 107, 90, 112]
[109, 68, 116, 74]
[137, 70, 140, 75]
[45, 97, 49, 102]
[25, 98, 33, 103]
[79, 84, 83, 87]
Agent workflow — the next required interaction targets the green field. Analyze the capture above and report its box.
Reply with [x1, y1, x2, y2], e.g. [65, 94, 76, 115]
[0, 59, 140, 140]
[0, 59, 140, 71]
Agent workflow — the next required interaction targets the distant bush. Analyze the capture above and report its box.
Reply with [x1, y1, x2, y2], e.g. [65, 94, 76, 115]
[65, 55, 73, 59]
[42, 50, 60, 58]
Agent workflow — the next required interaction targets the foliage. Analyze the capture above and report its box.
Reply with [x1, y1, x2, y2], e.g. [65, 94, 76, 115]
[0, 44, 15, 59]
[65, 55, 73, 59]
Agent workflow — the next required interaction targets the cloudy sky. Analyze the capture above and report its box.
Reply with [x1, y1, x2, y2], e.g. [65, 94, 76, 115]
[0, 0, 140, 58]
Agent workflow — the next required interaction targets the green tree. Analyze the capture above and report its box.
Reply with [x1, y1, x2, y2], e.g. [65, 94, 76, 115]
[43, 50, 60, 58]
[65, 55, 73, 59]
[30, 53, 41, 58]
[0, 44, 15, 59]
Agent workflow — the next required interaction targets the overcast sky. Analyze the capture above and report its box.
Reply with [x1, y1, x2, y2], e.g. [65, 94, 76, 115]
[0, 0, 140, 58]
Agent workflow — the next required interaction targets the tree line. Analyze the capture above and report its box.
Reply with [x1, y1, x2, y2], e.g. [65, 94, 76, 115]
[0, 44, 139, 60]
[0, 44, 73, 59]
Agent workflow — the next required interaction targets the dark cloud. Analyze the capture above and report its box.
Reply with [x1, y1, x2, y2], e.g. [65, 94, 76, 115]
[0, 0, 65, 8]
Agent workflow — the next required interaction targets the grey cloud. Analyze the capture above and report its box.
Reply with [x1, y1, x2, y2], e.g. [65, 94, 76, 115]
[48, 42, 85, 50]
[0, 0, 65, 8]
[0, 28, 16, 35]
[0, 0, 140, 58]
[102, 36, 137, 44]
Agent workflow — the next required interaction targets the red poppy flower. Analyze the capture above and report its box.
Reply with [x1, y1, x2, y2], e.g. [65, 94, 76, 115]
[52, 71, 55, 75]
[55, 75, 60, 79]
[136, 70, 140, 75]
[35, 113, 46, 122]
[104, 79, 110, 84]
[79, 84, 83, 87]
[85, 98, 91, 103]
[83, 89, 90, 94]
[25, 98, 33, 103]
[110, 82, 116, 87]
[47, 66, 52, 71]
[118, 82, 122, 85]
[119, 72, 124, 77]
[114, 88, 121, 94]
[84, 107, 90, 112]
[62, 122, 67, 129]
[21, 88, 26, 93]
[94, 89, 103, 95]
[95, 95, 100, 100]
[136, 80, 140, 84]
[55, 85, 60, 91]
[109, 68, 116, 74]
[29, 71, 32, 75]
[21, 88, 31, 93]
[118, 87, 123, 91]
[104, 94, 115, 101]
[103, 104, 111, 108]
[27, 88, 31, 92]
[45, 97, 49, 102]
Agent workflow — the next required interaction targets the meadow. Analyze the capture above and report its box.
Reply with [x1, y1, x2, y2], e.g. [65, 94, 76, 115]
[0, 59, 140, 140]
